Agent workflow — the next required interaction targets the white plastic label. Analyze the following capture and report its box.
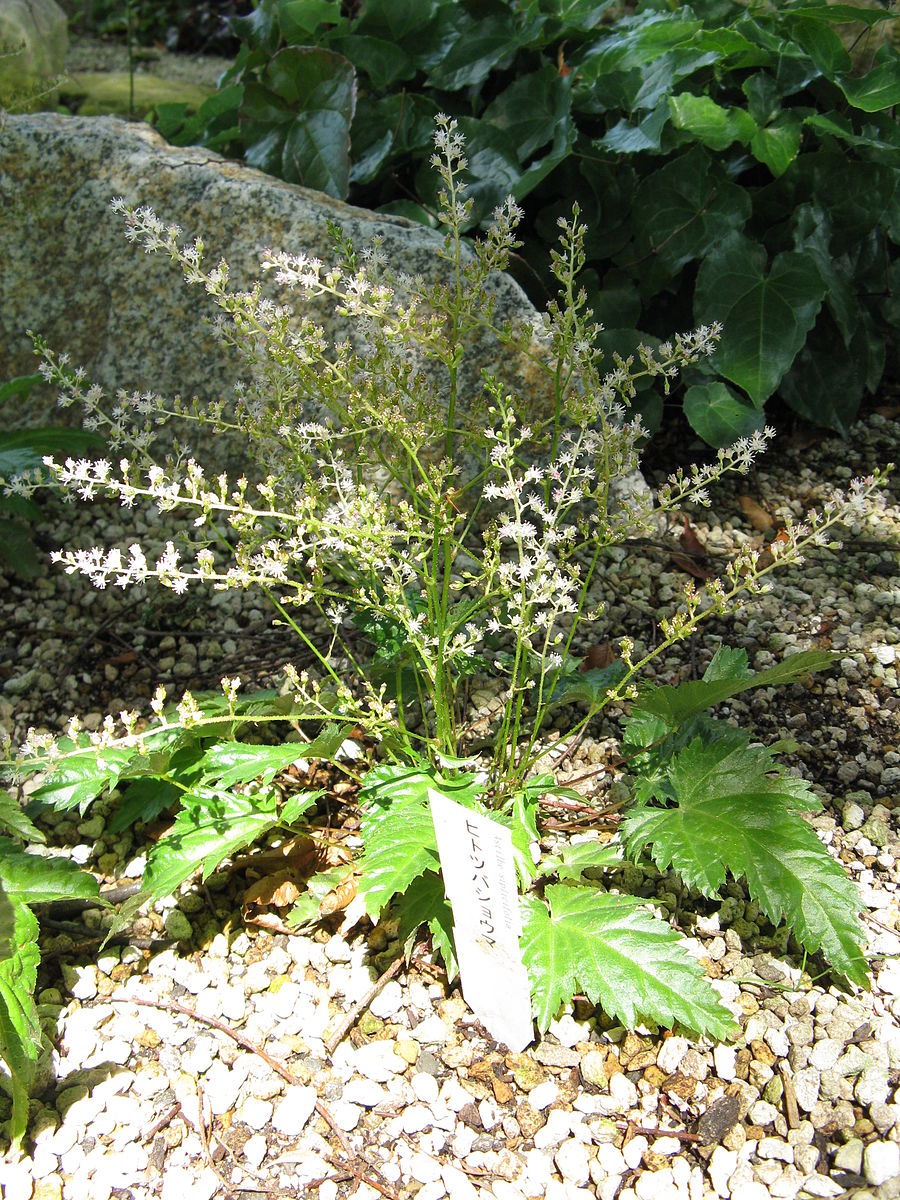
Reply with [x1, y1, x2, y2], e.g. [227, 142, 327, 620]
[429, 788, 534, 1051]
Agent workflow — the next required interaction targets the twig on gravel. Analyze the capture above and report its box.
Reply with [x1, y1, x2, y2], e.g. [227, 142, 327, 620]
[141, 1101, 181, 1144]
[107, 992, 401, 1199]
[618, 1120, 701, 1144]
[324, 1154, 403, 1200]
[108, 993, 354, 1157]
[195, 1081, 235, 1196]
[863, 910, 898, 937]
[780, 1064, 800, 1129]
[324, 954, 404, 1056]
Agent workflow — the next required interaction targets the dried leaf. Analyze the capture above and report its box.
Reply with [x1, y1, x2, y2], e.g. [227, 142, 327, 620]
[243, 871, 302, 908]
[679, 517, 707, 560]
[319, 870, 360, 915]
[756, 527, 790, 570]
[696, 1093, 741, 1144]
[581, 642, 615, 672]
[669, 551, 714, 581]
[738, 495, 774, 532]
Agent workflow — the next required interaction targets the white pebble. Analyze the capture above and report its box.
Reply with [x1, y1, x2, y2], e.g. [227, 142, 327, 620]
[411, 1072, 440, 1105]
[410, 1152, 442, 1185]
[623, 1136, 648, 1171]
[370, 980, 404, 1019]
[529, 1080, 559, 1110]
[272, 1085, 317, 1135]
[708, 1146, 737, 1197]
[402, 1104, 434, 1134]
[555, 1138, 590, 1186]
[353, 1040, 407, 1081]
[243, 1133, 267, 1168]
[656, 1036, 689, 1075]
[863, 1140, 900, 1187]
[238, 1097, 272, 1130]
[713, 1045, 736, 1081]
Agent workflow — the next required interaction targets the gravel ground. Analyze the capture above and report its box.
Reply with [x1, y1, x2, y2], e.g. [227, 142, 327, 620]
[1, 406, 899, 1200]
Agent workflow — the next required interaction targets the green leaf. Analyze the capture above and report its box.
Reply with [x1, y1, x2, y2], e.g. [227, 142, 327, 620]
[749, 113, 803, 177]
[142, 786, 298, 899]
[804, 110, 900, 157]
[426, 9, 542, 91]
[0, 839, 98, 906]
[596, 101, 671, 154]
[785, 15, 851, 77]
[280, 790, 319, 826]
[358, 765, 442, 920]
[0, 374, 42, 405]
[0, 879, 15, 960]
[0, 427, 106, 480]
[354, 0, 440, 42]
[838, 51, 900, 112]
[791, 204, 859, 345]
[778, 313, 875, 437]
[683, 382, 766, 448]
[537, 839, 622, 881]
[329, 34, 414, 90]
[196, 737, 332, 790]
[240, 48, 357, 198]
[694, 231, 826, 405]
[576, 10, 702, 79]
[0, 519, 41, 580]
[626, 148, 752, 287]
[279, 0, 341, 41]
[230, 0, 281, 52]
[521, 886, 735, 1037]
[545, 662, 629, 711]
[483, 67, 573, 162]
[107, 778, 180, 834]
[0, 903, 41, 1149]
[667, 93, 757, 151]
[28, 747, 134, 814]
[621, 737, 867, 986]
[632, 649, 839, 732]
[395, 869, 456, 978]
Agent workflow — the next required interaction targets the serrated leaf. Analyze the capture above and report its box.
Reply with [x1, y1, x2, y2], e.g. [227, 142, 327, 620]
[537, 839, 622, 881]
[358, 766, 442, 920]
[28, 747, 135, 814]
[396, 869, 456, 976]
[0, 840, 99, 905]
[142, 786, 297, 900]
[0, 902, 41, 1149]
[196, 739, 318, 789]
[0, 879, 15, 960]
[107, 778, 180, 834]
[694, 231, 826, 405]
[684, 382, 766, 448]
[521, 886, 735, 1037]
[0, 791, 44, 844]
[622, 737, 867, 985]
[632, 649, 839, 731]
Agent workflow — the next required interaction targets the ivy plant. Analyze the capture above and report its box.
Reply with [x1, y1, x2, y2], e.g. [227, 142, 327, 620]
[152, 0, 899, 443]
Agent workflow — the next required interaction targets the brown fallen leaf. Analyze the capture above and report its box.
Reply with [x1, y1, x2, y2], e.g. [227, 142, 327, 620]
[243, 871, 302, 908]
[874, 405, 900, 419]
[580, 642, 615, 672]
[669, 551, 714, 581]
[738, 495, 774, 532]
[680, 516, 707, 559]
[755, 526, 791, 570]
[319, 870, 361, 915]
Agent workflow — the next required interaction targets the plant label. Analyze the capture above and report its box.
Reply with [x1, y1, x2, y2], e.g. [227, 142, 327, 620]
[428, 788, 534, 1051]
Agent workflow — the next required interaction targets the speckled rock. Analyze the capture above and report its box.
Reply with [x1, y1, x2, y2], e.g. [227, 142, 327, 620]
[1, 113, 551, 416]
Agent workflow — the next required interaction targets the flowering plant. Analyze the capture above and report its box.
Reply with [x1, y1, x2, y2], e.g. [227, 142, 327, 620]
[0, 119, 889, 1137]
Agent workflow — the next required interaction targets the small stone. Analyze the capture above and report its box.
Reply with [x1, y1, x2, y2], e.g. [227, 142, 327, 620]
[369, 981, 404, 1020]
[713, 1045, 737, 1082]
[515, 1101, 544, 1139]
[749, 1101, 778, 1126]
[324, 934, 352, 963]
[555, 1139, 590, 1186]
[696, 1094, 741, 1145]
[842, 802, 866, 830]
[411, 1072, 440, 1105]
[397, 1038, 420, 1064]
[708, 1145, 737, 1196]
[505, 1053, 548, 1092]
[756, 1137, 793, 1163]
[579, 1050, 607, 1089]
[606, 1072, 638, 1112]
[331, 1101, 361, 1131]
[855, 1066, 890, 1107]
[623, 1135, 648, 1170]
[238, 1096, 272, 1130]
[809, 1040, 842, 1071]
[402, 1104, 434, 1134]
[163, 910, 193, 942]
[242, 1133, 267, 1168]
[354, 1040, 406, 1081]
[272, 1085, 317, 1135]
[534, 1043, 581, 1068]
[59, 963, 97, 1000]
[833, 1138, 863, 1173]
[862, 1140, 900, 1187]
[529, 1081, 559, 1111]
[409, 1152, 442, 1185]
[791, 1068, 820, 1112]
[656, 1036, 689, 1075]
